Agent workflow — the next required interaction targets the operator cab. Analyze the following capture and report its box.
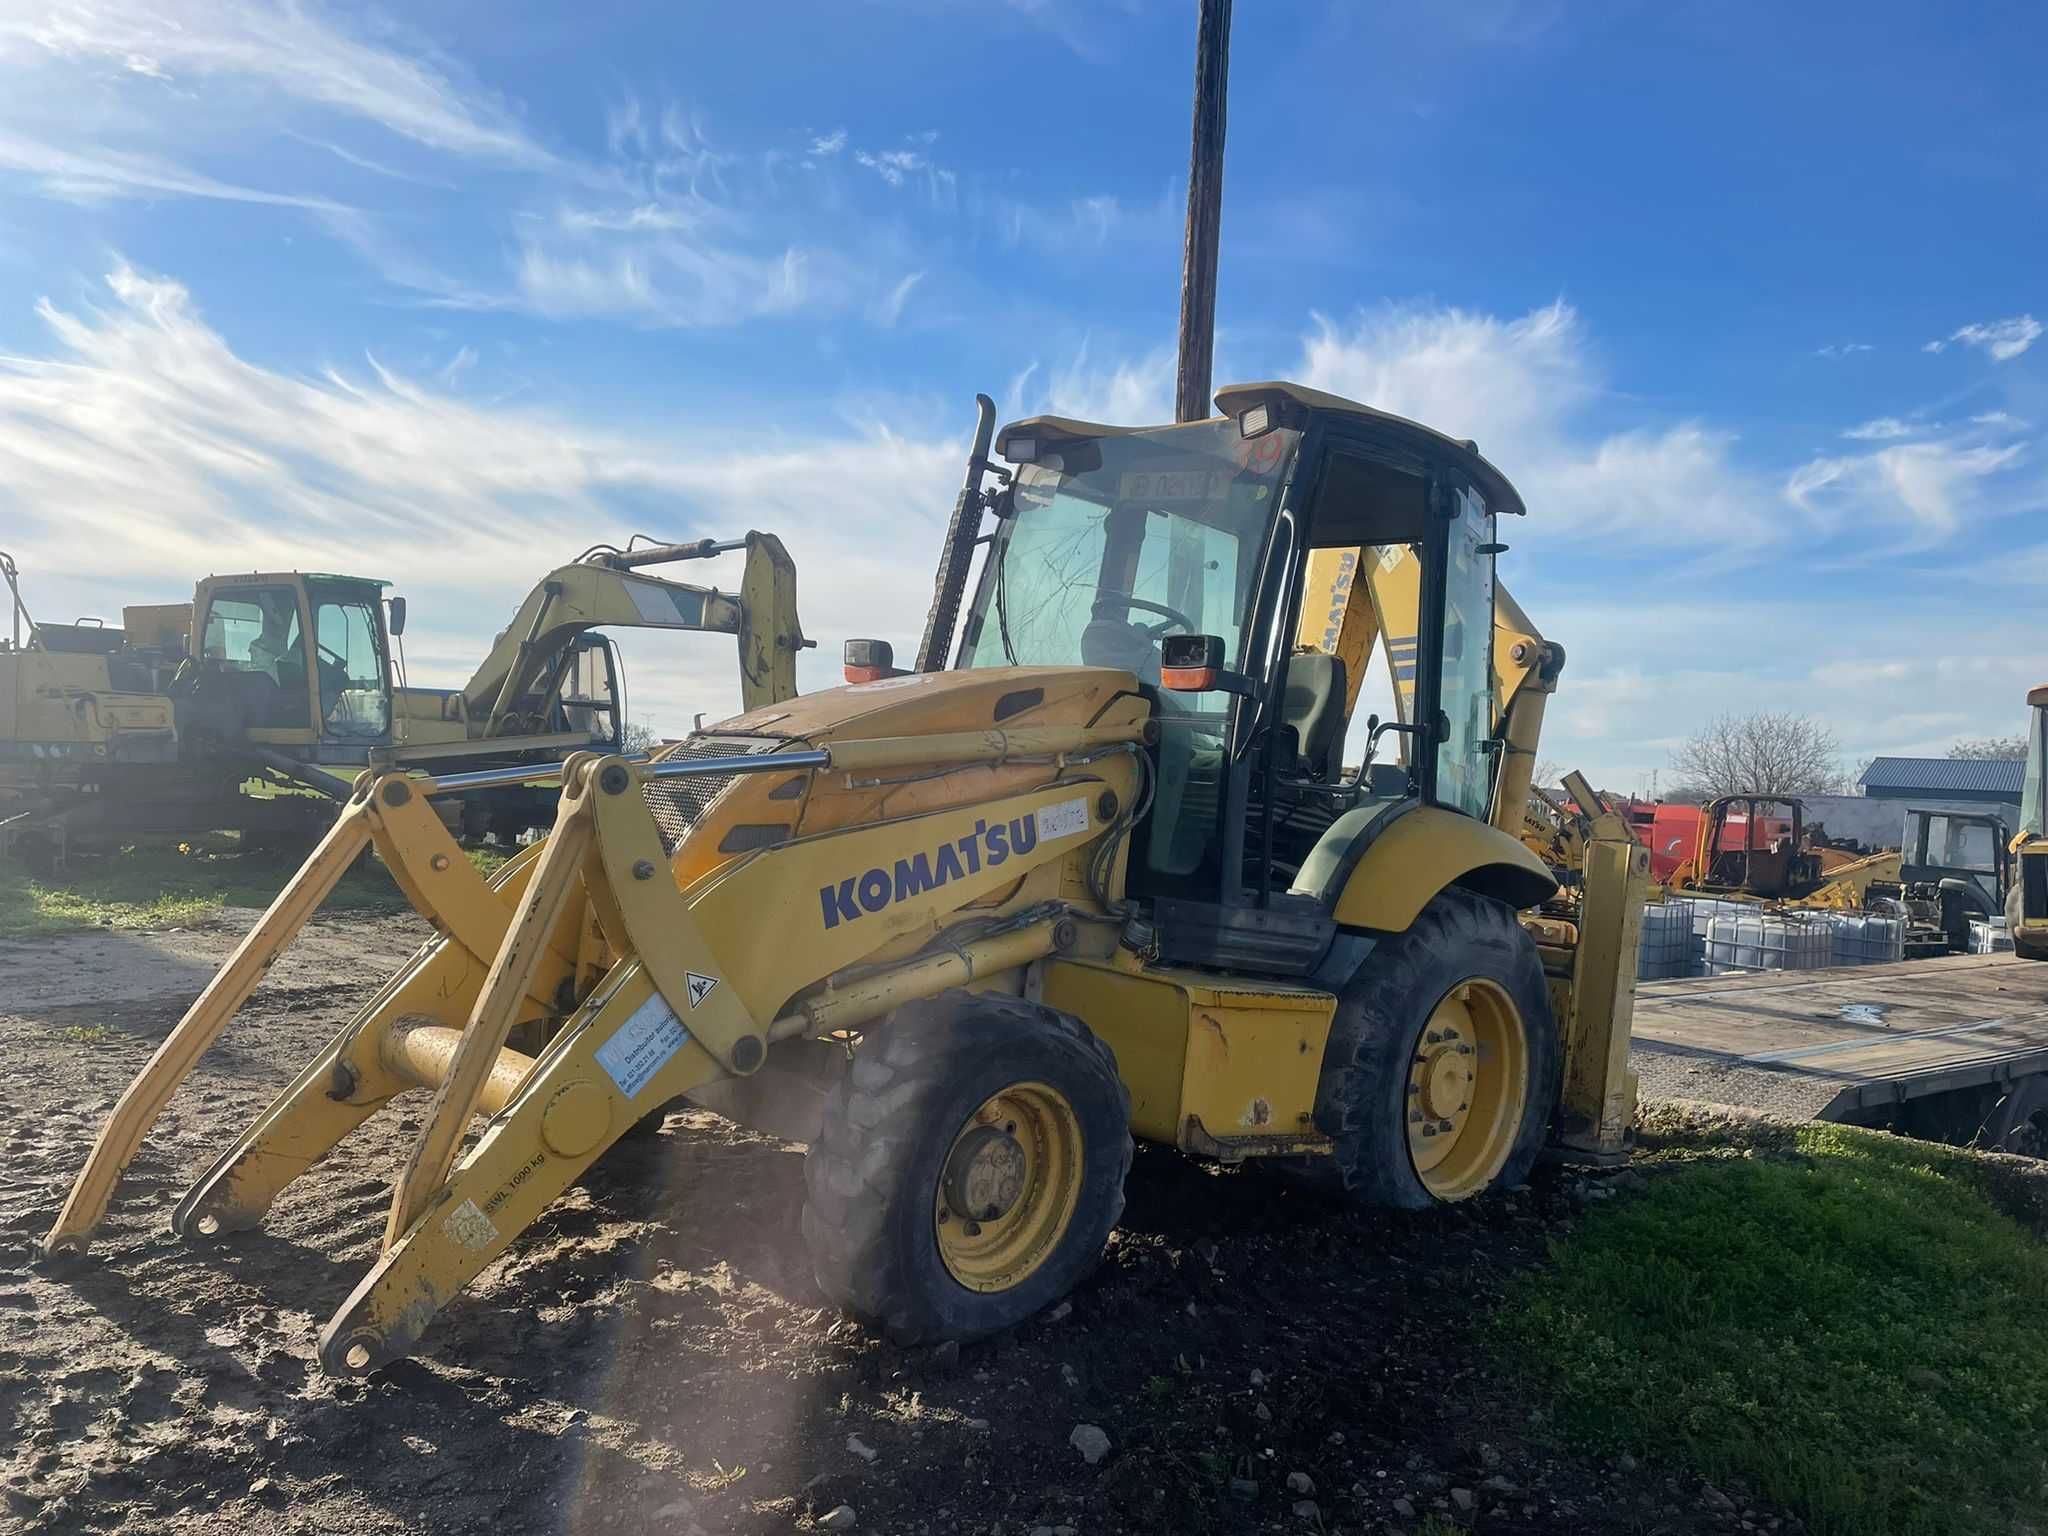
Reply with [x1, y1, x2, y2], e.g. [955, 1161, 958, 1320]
[189, 574, 396, 756]
[957, 381, 1525, 974]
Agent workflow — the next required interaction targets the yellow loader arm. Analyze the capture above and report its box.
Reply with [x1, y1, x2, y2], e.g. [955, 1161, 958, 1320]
[460, 531, 809, 735]
[45, 720, 1143, 1375]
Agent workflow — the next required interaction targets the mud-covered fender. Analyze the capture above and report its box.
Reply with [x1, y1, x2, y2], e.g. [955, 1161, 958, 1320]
[1312, 804, 1557, 933]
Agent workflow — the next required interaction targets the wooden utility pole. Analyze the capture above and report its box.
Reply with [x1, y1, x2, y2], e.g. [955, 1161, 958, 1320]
[1174, 0, 1232, 423]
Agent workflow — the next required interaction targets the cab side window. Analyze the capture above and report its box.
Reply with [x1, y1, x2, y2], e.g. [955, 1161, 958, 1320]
[202, 586, 310, 728]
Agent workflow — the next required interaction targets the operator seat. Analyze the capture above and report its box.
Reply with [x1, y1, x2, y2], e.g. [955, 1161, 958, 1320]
[1280, 651, 1346, 783]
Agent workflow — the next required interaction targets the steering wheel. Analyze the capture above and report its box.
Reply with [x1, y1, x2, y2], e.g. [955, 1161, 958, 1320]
[1097, 590, 1198, 640]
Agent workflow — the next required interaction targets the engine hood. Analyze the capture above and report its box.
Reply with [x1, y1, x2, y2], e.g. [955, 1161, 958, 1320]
[713, 664, 1142, 745]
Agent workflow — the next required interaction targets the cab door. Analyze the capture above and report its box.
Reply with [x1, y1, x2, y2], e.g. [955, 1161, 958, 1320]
[305, 581, 395, 755]
[197, 582, 318, 745]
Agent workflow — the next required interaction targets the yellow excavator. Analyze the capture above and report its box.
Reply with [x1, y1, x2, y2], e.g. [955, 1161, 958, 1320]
[44, 382, 1647, 1375]
[0, 534, 805, 863]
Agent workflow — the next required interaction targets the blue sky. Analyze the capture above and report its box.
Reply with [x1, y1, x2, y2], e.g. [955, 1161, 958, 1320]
[1, 0, 2042, 791]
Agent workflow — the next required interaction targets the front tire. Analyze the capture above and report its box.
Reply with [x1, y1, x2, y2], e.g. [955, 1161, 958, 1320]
[1312, 887, 1559, 1209]
[802, 991, 1132, 1344]
[1978, 1075, 2048, 1158]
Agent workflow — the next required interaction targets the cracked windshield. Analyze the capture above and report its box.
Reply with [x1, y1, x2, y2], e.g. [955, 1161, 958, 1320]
[961, 418, 1298, 687]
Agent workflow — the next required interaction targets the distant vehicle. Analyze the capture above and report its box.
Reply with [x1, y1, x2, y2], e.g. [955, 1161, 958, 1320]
[0, 535, 807, 867]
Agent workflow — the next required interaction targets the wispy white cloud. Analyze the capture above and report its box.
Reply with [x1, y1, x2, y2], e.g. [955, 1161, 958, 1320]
[0, 130, 346, 210]
[1923, 314, 2042, 362]
[286, 131, 455, 189]
[809, 128, 847, 156]
[1786, 434, 2027, 546]
[1002, 340, 1175, 427]
[1842, 416, 1916, 440]
[1815, 342, 1873, 358]
[0, 263, 967, 727]
[856, 148, 925, 187]
[871, 269, 926, 329]
[6, 0, 551, 166]
[845, 135, 958, 209]
[1298, 300, 1778, 547]
[1298, 300, 2045, 559]
[511, 238, 809, 326]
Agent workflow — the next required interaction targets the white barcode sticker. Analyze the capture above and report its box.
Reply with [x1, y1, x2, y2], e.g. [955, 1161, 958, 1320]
[1036, 797, 1090, 843]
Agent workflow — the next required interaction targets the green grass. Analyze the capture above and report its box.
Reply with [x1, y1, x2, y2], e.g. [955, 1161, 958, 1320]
[1498, 1122, 2048, 1535]
[0, 835, 510, 938]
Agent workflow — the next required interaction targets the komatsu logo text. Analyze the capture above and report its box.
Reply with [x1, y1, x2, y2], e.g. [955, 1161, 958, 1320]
[819, 814, 1046, 930]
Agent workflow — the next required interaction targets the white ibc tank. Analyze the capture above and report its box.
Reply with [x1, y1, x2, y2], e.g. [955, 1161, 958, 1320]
[1703, 911, 1833, 975]
[1636, 902, 1694, 981]
[1971, 918, 2015, 955]
[1683, 898, 1753, 976]
[1824, 912, 1906, 966]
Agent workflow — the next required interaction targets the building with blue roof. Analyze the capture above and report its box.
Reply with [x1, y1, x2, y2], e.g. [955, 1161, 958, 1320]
[1857, 757, 2025, 810]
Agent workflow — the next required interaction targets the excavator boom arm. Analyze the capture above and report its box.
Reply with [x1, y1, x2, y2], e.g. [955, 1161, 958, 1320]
[461, 531, 807, 727]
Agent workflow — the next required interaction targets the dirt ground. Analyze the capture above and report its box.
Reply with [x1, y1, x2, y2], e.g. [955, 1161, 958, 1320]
[0, 910, 1794, 1536]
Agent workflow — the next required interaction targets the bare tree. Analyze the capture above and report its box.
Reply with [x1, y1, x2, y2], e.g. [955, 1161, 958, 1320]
[620, 720, 660, 754]
[1947, 735, 2028, 760]
[1668, 711, 1844, 798]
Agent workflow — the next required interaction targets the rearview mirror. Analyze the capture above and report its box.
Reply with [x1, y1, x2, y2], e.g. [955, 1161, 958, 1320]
[844, 638, 905, 685]
[386, 596, 407, 638]
[1160, 634, 1251, 695]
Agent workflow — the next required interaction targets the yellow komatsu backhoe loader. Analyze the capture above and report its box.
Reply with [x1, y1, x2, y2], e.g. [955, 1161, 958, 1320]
[0, 534, 806, 861]
[2011, 683, 2048, 961]
[44, 383, 1647, 1375]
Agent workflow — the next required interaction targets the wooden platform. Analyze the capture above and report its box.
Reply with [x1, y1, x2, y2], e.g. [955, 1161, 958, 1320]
[1629, 953, 2048, 1122]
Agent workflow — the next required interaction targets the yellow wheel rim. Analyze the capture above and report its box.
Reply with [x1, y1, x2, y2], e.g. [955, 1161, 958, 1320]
[934, 1082, 1082, 1292]
[1406, 978, 1529, 1201]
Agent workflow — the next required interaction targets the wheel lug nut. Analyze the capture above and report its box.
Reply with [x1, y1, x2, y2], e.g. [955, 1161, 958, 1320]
[963, 1220, 982, 1237]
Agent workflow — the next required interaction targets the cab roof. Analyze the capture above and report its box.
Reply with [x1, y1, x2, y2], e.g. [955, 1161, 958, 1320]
[197, 572, 391, 589]
[994, 378, 1527, 518]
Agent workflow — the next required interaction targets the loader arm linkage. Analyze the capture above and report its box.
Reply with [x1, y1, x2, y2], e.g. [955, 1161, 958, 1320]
[45, 722, 1143, 1375]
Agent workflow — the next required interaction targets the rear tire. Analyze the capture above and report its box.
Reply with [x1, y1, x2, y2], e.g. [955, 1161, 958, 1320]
[1311, 886, 1559, 1209]
[802, 990, 1132, 1344]
[2009, 879, 2048, 963]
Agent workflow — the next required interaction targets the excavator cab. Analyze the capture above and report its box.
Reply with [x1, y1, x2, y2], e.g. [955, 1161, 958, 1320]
[188, 573, 396, 755]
